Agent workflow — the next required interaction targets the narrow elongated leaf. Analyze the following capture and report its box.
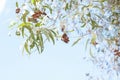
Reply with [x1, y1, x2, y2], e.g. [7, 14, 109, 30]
[85, 39, 90, 51]
[39, 33, 44, 52]
[42, 28, 56, 44]
[18, 22, 32, 28]
[21, 10, 29, 23]
[91, 19, 99, 29]
[35, 42, 41, 53]
[42, 28, 50, 41]
[81, 23, 86, 28]
[50, 30, 57, 37]
[89, 47, 95, 58]
[16, 2, 19, 8]
[49, 31, 55, 44]
[21, 27, 24, 37]
[91, 33, 97, 44]
[72, 38, 81, 46]
[31, 0, 38, 6]
[24, 41, 31, 54]
[9, 21, 17, 28]
[65, 3, 69, 10]
[30, 42, 35, 49]
[35, 23, 43, 27]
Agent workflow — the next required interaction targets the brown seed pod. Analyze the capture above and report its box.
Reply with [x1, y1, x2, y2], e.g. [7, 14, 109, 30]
[32, 10, 43, 19]
[114, 49, 119, 52]
[61, 33, 69, 43]
[115, 52, 120, 57]
[61, 25, 65, 32]
[16, 8, 20, 14]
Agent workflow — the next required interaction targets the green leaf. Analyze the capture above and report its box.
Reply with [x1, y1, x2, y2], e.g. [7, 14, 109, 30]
[9, 21, 17, 29]
[31, 0, 38, 6]
[18, 22, 32, 28]
[16, 2, 19, 8]
[81, 23, 86, 28]
[50, 30, 57, 37]
[30, 42, 35, 49]
[46, 29, 55, 44]
[81, 16, 86, 23]
[21, 27, 25, 37]
[16, 30, 21, 36]
[87, 12, 91, 17]
[42, 28, 56, 44]
[21, 10, 29, 23]
[39, 33, 44, 52]
[31, 0, 35, 4]
[42, 28, 50, 41]
[99, 0, 105, 2]
[91, 19, 99, 29]
[85, 39, 90, 51]
[91, 33, 97, 44]
[49, 31, 55, 44]
[72, 38, 81, 46]
[65, 3, 69, 10]
[24, 41, 31, 54]
[35, 23, 43, 27]
[89, 47, 95, 58]
[43, 5, 52, 14]
[35, 42, 41, 53]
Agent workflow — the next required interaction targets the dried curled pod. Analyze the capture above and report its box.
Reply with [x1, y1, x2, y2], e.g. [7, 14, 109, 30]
[114, 49, 120, 57]
[61, 33, 69, 43]
[32, 10, 47, 19]
[16, 8, 20, 14]
[61, 25, 65, 32]
[32, 10, 42, 19]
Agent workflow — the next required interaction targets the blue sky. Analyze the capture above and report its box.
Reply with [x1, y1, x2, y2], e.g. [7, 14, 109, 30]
[0, 0, 94, 80]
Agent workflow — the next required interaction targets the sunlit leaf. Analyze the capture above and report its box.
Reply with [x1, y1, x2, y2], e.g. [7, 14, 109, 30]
[16, 2, 19, 8]
[9, 21, 17, 29]
[21, 27, 25, 37]
[31, 0, 35, 4]
[91, 33, 97, 44]
[18, 22, 32, 28]
[35, 23, 43, 27]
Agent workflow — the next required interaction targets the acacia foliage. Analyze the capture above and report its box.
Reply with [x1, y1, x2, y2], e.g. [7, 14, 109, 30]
[10, 0, 120, 54]
[10, 0, 120, 79]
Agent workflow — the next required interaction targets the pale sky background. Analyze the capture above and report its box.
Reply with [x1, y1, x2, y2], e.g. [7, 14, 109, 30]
[0, 0, 95, 80]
